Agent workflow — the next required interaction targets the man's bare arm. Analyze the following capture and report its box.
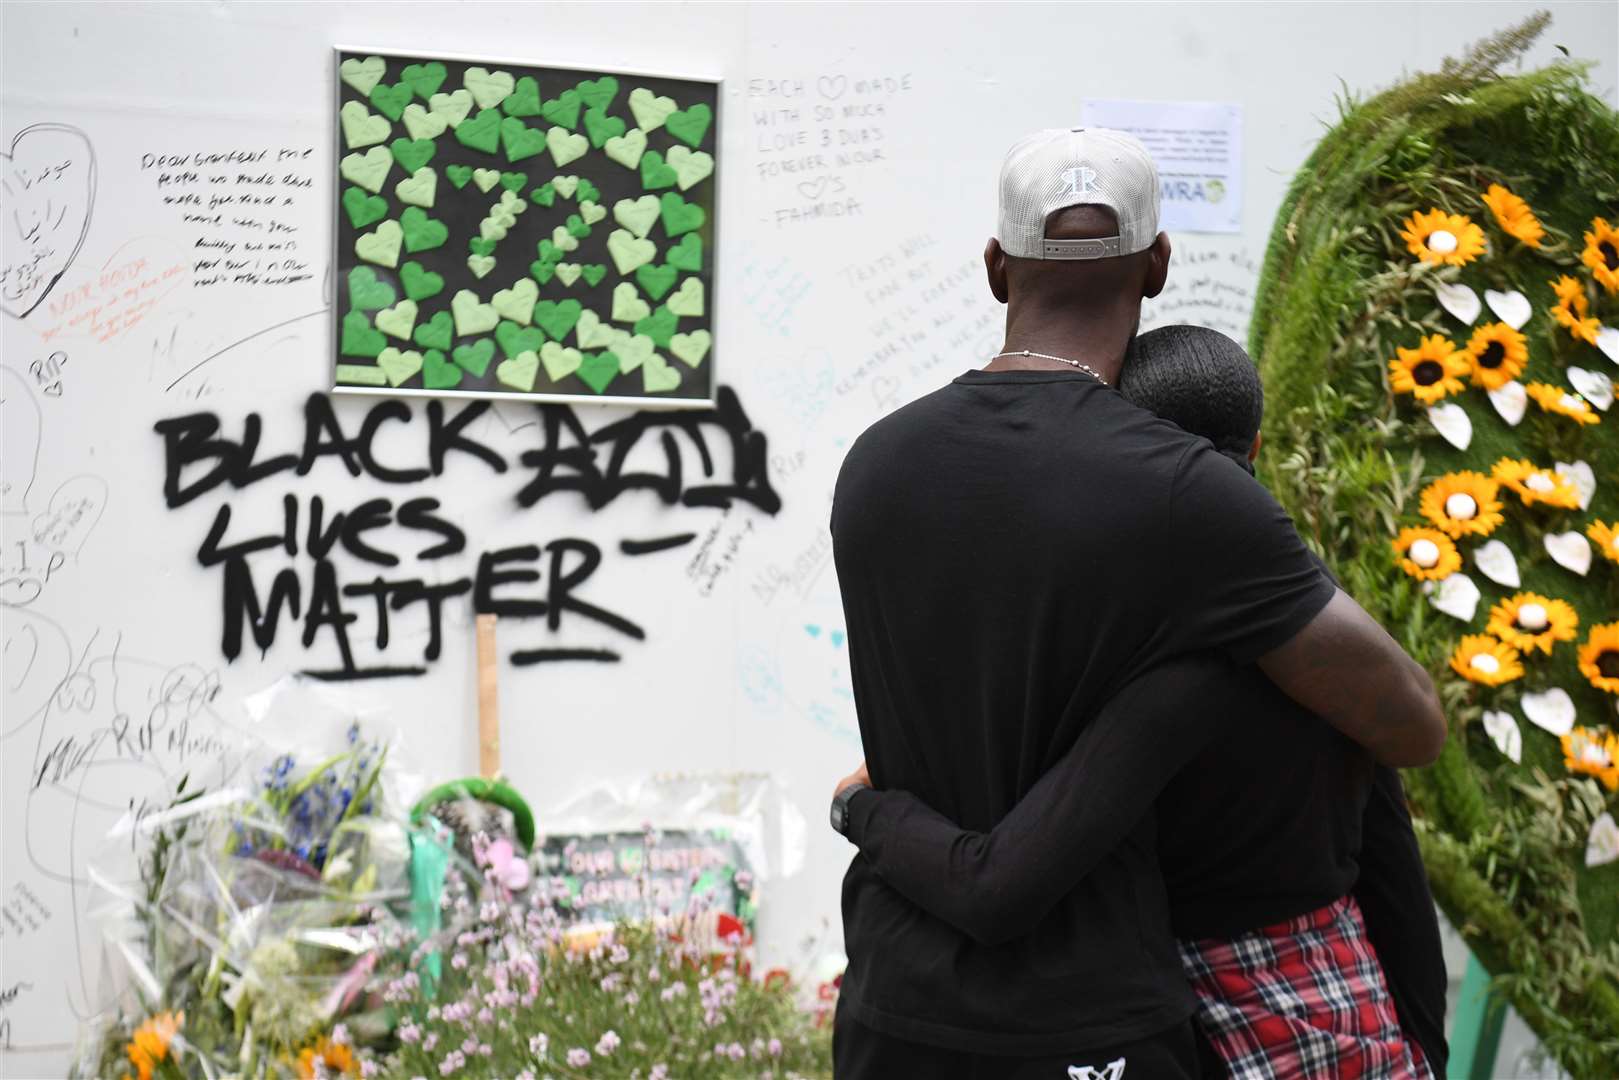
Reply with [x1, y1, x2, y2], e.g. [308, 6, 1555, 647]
[1256, 588, 1445, 767]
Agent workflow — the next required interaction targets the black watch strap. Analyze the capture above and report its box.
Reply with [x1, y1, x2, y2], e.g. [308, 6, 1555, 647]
[831, 782, 871, 838]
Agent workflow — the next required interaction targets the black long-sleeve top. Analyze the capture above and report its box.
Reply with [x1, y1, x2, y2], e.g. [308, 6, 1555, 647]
[844, 653, 1449, 1072]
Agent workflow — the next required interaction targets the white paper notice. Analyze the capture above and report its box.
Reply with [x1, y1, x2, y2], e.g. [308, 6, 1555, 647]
[1079, 99, 1243, 233]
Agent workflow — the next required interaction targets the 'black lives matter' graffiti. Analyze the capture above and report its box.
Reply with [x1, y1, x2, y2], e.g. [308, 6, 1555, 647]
[153, 387, 779, 679]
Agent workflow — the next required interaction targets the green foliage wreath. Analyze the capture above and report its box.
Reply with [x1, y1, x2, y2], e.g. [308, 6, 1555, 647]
[1250, 14, 1619, 1074]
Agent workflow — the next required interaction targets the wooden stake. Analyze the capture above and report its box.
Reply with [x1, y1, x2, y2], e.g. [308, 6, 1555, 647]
[476, 613, 500, 779]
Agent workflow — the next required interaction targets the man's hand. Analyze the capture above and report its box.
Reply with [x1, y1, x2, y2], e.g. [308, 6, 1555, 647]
[835, 761, 872, 800]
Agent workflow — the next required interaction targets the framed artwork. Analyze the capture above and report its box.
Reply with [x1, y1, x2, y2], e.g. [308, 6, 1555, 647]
[331, 48, 719, 405]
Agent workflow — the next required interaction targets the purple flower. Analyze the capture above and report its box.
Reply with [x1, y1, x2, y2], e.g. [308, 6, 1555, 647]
[768, 1037, 783, 1057]
[438, 1049, 465, 1076]
[567, 1048, 591, 1067]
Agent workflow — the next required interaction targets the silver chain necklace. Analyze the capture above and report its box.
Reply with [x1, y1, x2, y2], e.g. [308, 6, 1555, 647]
[989, 349, 1109, 386]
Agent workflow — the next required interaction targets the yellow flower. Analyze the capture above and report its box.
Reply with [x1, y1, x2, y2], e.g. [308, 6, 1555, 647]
[1490, 457, 1583, 509]
[1391, 527, 1461, 581]
[1525, 381, 1601, 426]
[1486, 592, 1579, 655]
[1549, 275, 1601, 346]
[1481, 184, 1545, 248]
[1400, 208, 1487, 267]
[1388, 334, 1469, 403]
[1419, 471, 1504, 539]
[1582, 216, 1619, 295]
[1460, 322, 1527, 390]
[297, 1036, 358, 1079]
[1579, 623, 1619, 695]
[1561, 726, 1619, 790]
[125, 1011, 182, 1080]
[1588, 521, 1619, 566]
[1449, 634, 1524, 686]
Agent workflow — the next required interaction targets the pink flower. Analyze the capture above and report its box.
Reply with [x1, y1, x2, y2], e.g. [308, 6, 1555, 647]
[528, 1033, 549, 1057]
[480, 837, 532, 891]
[650, 1066, 669, 1080]
[595, 1030, 621, 1055]
[768, 1038, 783, 1057]
[567, 1048, 591, 1067]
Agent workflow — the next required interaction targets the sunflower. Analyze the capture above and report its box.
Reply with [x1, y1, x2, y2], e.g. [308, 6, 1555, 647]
[1549, 275, 1602, 346]
[1419, 470, 1504, 539]
[1525, 381, 1601, 426]
[1481, 184, 1545, 248]
[1400, 208, 1487, 267]
[1460, 322, 1528, 390]
[1491, 457, 1583, 509]
[1391, 526, 1461, 581]
[1582, 216, 1619, 294]
[1486, 592, 1579, 655]
[124, 1011, 182, 1080]
[1588, 521, 1619, 566]
[1561, 726, 1619, 791]
[1449, 634, 1524, 686]
[296, 1036, 358, 1079]
[1579, 623, 1619, 695]
[1388, 335, 1469, 403]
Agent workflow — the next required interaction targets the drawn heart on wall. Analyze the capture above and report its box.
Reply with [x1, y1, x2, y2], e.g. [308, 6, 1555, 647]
[31, 475, 108, 555]
[1, 123, 97, 318]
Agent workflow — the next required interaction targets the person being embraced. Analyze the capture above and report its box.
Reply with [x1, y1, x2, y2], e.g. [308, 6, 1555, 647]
[833, 325, 1447, 1079]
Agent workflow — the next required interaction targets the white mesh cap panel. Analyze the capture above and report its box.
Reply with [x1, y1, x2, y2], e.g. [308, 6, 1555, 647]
[996, 128, 1161, 259]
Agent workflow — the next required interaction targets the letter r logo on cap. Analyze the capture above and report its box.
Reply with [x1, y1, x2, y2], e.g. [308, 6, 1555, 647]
[1059, 166, 1099, 198]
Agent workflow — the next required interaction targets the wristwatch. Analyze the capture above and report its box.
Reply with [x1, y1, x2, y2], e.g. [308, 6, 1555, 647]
[830, 782, 870, 838]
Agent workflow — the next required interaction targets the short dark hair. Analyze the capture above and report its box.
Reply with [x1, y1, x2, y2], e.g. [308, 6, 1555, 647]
[1119, 325, 1264, 472]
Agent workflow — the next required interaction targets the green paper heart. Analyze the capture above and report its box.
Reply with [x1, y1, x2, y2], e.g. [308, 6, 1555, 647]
[659, 192, 706, 238]
[369, 81, 414, 122]
[540, 341, 583, 381]
[614, 332, 654, 372]
[642, 353, 681, 392]
[401, 61, 448, 100]
[547, 127, 589, 167]
[496, 319, 546, 359]
[467, 254, 497, 278]
[402, 102, 449, 141]
[565, 213, 590, 239]
[612, 281, 651, 323]
[667, 146, 715, 191]
[575, 309, 615, 349]
[667, 233, 703, 272]
[500, 171, 528, 193]
[377, 346, 424, 387]
[355, 219, 404, 268]
[634, 261, 678, 301]
[464, 67, 516, 111]
[613, 195, 660, 239]
[342, 186, 389, 229]
[533, 298, 583, 341]
[400, 206, 448, 253]
[395, 167, 437, 208]
[540, 89, 582, 130]
[429, 89, 474, 128]
[375, 298, 418, 340]
[492, 279, 540, 324]
[413, 310, 453, 351]
[400, 260, 444, 301]
[347, 266, 396, 310]
[555, 263, 581, 287]
[530, 182, 556, 207]
[627, 87, 676, 132]
[603, 128, 647, 170]
[502, 117, 547, 163]
[339, 55, 386, 96]
[578, 350, 620, 393]
[576, 76, 620, 111]
[341, 309, 388, 357]
[469, 237, 497, 256]
[552, 174, 579, 199]
[635, 305, 679, 348]
[607, 229, 658, 276]
[446, 164, 474, 189]
[666, 277, 704, 317]
[340, 146, 393, 194]
[534, 239, 563, 263]
[665, 103, 713, 148]
[451, 289, 499, 336]
[581, 263, 607, 287]
[496, 351, 539, 392]
[529, 260, 556, 285]
[455, 108, 502, 155]
[336, 363, 388, 387]
[639, 149, 677, 189]
[577, 178, 600, 203]
[583, 106, 626, 149]
[340, 100, 391, 150]
[453, 339, 496, 378]
[669, 329, 712, 368]
[579, 199, 607, 226]
[390, 136, 436, 174]
[502, 75, 542, 117]
[422, 348, 463, 390]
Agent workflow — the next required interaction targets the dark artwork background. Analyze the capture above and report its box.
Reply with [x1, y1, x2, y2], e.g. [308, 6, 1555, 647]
[333, 50, 719, 403]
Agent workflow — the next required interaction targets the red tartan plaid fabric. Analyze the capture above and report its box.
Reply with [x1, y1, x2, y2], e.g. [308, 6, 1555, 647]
[1177, 895, 1431, 1080]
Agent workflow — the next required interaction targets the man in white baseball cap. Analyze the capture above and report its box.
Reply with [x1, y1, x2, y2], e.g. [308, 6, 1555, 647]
[825, 128, 1445, 1078]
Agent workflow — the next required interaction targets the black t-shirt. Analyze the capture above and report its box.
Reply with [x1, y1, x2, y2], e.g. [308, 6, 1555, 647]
[830, 369, 1336, 1053]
